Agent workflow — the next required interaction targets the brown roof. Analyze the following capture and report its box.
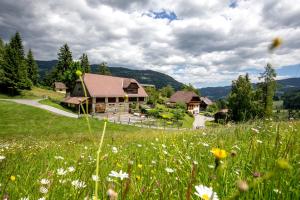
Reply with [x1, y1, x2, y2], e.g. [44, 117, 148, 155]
[200, 97, 213, 105]
[63, 97, 89, 105]
[82, 73, 148, 97]
[54, 82, 67, 89]
[169, 91, 200, 103]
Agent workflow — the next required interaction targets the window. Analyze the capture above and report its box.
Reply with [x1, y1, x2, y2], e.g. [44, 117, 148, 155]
[129, 97, 137, 102]
[119, 97, 124, 102]
[138, 97, 144, 102]
[96, 98, 105, 103]
[108, 97, 116, 103]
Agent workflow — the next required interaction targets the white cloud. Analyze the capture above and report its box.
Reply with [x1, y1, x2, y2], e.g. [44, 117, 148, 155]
[0, 0, 299, 87]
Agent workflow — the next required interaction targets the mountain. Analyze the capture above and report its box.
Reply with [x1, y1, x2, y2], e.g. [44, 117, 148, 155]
[200, 77, 300, 100]
[36, 60, 184, 90]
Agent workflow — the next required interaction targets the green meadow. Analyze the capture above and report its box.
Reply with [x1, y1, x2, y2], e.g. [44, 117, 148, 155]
[0, 100, 299, 199]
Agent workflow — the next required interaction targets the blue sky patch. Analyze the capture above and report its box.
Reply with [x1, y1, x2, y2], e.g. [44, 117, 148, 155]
[146, 9, 177, 21]
[229, 0, 238, 8]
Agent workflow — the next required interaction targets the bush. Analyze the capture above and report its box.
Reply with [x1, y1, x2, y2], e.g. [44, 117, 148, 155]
[146, 109, 160, 118]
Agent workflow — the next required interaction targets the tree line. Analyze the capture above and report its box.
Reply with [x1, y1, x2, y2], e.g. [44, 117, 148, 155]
[0, 32, 38, 94]
[226, 64, 277, 121]
[0, 32, 116, 94]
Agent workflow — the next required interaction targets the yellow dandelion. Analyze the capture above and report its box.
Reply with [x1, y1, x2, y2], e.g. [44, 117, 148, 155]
[138, 164, 143, 169]
[10, 175, 16, 181]
[136, 175, 141, 181]
[211, 148, 227, 159]
[269, 37, 283, 51]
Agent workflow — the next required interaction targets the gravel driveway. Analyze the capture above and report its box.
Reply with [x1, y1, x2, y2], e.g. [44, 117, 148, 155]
[193, 114, 214, 129]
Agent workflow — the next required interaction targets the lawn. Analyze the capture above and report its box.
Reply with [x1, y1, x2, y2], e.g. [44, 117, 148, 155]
[38, 99, 76, 114]
[0, 101, 299, 199]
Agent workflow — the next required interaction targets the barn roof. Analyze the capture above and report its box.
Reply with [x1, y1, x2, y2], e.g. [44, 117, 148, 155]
[169, 91, 200, 103]
[54, 82, 67, 89]
[200, 97, 213, 105]
[63, 97, 89, 105]
[81, 73, 148, 98]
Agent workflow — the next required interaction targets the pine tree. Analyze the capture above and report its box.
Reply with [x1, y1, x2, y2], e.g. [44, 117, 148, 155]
[98, 62, 111, 75]
[0, 32, 31, 94]
[228, 74, 256, 121]
[0, 37, 5, 85]
[80, 53, 90, 73]
[55, 43, 73, 81]
[258, 63, 277, 117]
[26, 49, 39, 85]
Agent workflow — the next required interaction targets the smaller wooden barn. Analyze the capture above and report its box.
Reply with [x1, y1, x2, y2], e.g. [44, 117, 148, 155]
[53, 82, 67, 94]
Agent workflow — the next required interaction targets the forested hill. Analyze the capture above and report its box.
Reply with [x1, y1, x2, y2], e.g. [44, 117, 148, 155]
[200, 77, 300, 100]
[37, 60, 184, 90]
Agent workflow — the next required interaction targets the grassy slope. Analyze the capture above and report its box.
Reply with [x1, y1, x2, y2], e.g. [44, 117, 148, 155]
[0, 101, 299, 199]
[0, 87, 65, 101]
[182, 113, 194, 128]
[0, 101, 141, 137]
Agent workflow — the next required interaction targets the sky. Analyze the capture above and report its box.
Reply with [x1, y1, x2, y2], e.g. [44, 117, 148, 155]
[0, 0, 300, 87]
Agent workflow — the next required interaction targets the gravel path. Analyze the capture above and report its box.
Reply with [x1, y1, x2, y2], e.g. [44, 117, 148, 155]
[0, 99, 78, 118]
[193, 114, 214, 129]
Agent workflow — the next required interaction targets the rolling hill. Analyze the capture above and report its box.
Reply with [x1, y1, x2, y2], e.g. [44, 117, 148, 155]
[37, 60, 183, 90]
[200, 78, 300, 100]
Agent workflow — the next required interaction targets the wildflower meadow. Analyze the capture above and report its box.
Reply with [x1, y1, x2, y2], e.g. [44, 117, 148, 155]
[0, 100, 299, 199]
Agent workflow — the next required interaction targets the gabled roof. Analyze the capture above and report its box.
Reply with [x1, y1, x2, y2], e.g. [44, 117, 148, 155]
[54, 82, 67, 89]
[82, 73, 148, 97]
[200, 97, 213, 105]
[169, 91, 200, 103]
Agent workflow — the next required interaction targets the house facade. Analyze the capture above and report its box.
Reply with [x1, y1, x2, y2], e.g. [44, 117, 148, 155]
[169, 91, 201, 114]
[68, 73, 148, 114]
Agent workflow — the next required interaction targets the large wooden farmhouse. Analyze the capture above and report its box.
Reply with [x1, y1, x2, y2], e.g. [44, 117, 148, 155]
[169, 91, 201, 114]
[64, 73, 148, 114]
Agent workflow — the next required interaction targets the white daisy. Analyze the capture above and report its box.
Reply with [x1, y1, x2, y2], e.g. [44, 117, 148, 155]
[112, 147, 118, 154]
[92, 175, 99, 182]
[137, 144, 142, 147]
[165, 167, 175, 173]
[109, 170, 129, 180]
[40, 179, 50, 185]
[0, 155, 5, 161]
[202, 143, 209, 147]
[37, 198, 46, 200]
[195, 185, 218, 200]
[68, 166, 75, 172]
[40, 186, 48, 194]
[20, 197, 29, 200]
[71, 180, 86, 189]
[57, 168, 67, 176]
